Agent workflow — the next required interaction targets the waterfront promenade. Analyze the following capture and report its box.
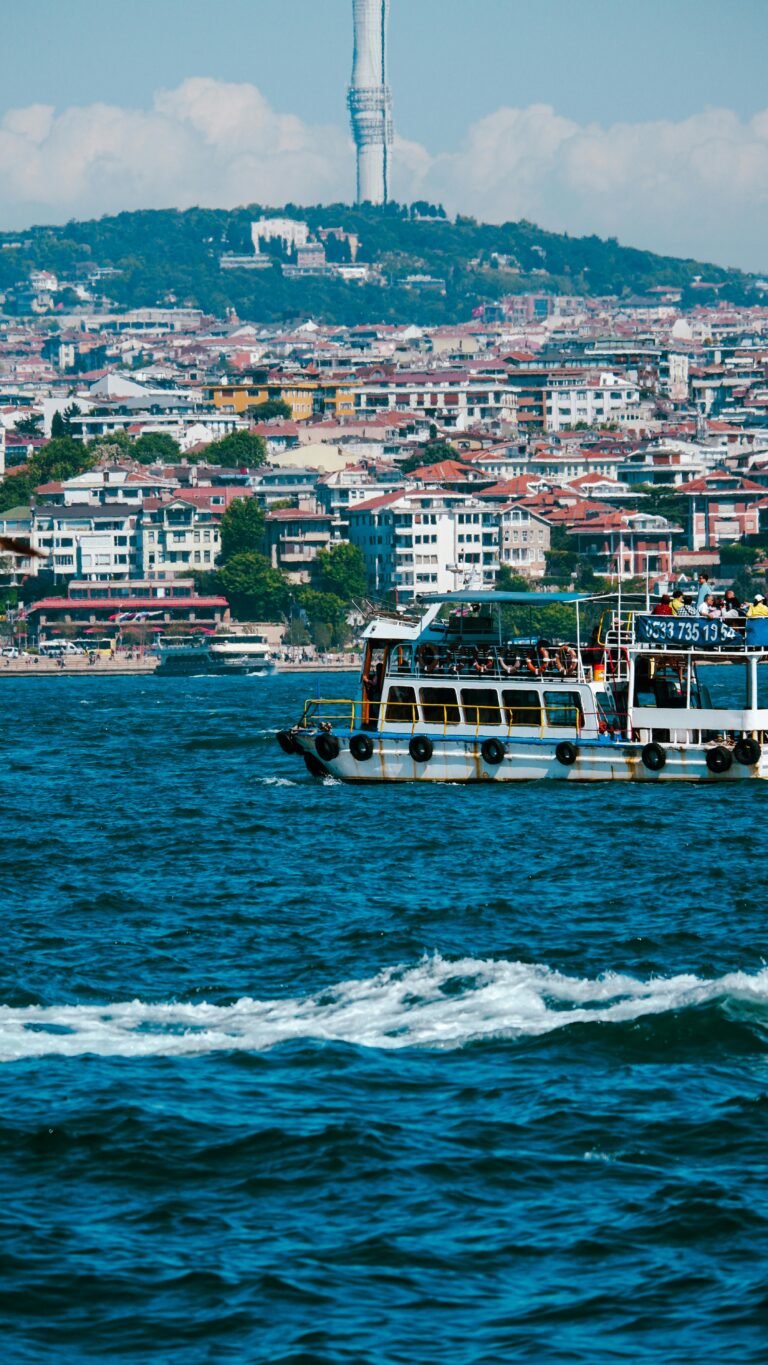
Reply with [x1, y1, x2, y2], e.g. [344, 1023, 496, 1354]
[0, 654, 359, 677]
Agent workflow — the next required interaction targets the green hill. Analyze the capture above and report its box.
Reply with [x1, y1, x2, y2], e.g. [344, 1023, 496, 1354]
[0, 203, 760, 325]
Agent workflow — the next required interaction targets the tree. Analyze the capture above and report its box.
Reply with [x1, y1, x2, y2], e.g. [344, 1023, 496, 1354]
[206, 430, 267, 468]
[496, 566, 530, 592]
[298, 588, 351, 649]
[719, 542, 761, 566]
[398, 440, 461, 475]
[50, 402, 82, 438]
[219, 496, 266, 562]
[34, 436, 95, 483]
[247, 398, 292, 422]
[87, 431, 134, 462]
[0, 470, 35, 514]
[133, 432, 181, 464]
[14, 414, 43, 437]
[310, 542, 367, 600]
[217, 552, 290, 620]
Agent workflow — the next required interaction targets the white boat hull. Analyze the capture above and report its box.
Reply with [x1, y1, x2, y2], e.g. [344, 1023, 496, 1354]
[293, 733, 768, 783]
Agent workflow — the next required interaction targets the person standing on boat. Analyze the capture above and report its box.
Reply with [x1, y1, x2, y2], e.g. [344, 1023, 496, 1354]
[696, 573, 713, 611]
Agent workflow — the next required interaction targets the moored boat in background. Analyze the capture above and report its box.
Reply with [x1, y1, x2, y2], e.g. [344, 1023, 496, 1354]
[155, 630, 275, 677]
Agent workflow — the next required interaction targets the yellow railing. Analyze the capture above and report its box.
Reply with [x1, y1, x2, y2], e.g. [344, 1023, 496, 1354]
[301, 698, 612, 739]
[301, 697, 362, 730]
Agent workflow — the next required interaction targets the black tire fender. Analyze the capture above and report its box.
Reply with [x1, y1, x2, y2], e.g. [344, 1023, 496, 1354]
[481, 737, 505, 766]
[303, 752, 327, 778]
[276, 730, 298, 755]
[642, 742, 666, 772]
[706, 745, 733, 775]
[734, 737, 761, 767]
[350, 733, 374, 762]
[315, 731, 340, 762]
[409, 735, 434, 763]
[555, 741, 578, 767]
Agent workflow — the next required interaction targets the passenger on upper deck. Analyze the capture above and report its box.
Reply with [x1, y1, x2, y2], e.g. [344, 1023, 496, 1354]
[670, 589, 685, 615]
[653, 594, 674, 616]
[722, 590, 743, 621]
[696, 573, 712, 611]
[698, 594, 718, 618]
[747, 594, 768, 618]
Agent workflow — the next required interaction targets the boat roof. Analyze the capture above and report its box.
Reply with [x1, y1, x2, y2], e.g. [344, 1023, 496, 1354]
[420, 591, 599, 605]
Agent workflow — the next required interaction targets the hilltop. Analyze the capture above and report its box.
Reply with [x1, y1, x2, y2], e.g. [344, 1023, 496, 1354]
[0, 202, 761, 326]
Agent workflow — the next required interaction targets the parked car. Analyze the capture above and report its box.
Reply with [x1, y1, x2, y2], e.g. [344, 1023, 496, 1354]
[38, 640, 85, 657]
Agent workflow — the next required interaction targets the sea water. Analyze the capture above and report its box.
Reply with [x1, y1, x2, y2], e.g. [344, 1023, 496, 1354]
[1, 673, 767, 1363]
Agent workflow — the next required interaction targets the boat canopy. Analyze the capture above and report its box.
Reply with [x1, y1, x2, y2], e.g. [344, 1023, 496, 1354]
[420, 591, 602, 605]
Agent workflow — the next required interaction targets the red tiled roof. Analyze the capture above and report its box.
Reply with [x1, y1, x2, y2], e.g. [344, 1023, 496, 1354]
[29, 595, 228, 611]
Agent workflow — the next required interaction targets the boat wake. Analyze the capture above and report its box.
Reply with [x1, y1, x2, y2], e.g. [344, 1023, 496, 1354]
[3, 956, 768, 1061]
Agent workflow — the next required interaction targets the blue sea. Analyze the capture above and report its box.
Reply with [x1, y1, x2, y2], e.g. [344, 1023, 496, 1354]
[2, 672, 768, 1363]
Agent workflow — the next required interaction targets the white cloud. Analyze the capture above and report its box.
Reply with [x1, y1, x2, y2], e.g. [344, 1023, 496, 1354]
[0, 80, 766, 272]
[412, 104, 768, 271]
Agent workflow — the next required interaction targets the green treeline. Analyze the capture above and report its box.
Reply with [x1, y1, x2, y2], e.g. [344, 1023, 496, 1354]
[0, 203, 759, 324]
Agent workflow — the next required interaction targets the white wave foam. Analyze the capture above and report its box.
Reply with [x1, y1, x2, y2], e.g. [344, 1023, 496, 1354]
[2, 956, 767, 1062]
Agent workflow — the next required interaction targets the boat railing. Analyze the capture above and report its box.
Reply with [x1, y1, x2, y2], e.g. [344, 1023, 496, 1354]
[302, 696, 627, 739]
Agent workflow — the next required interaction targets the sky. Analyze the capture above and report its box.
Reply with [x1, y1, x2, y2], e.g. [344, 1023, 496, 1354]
[2, 0, 767, 271]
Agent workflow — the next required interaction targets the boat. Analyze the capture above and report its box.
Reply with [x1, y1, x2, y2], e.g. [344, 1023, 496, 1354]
[155, 630, 276, 677]
[276, 590, 768, 782]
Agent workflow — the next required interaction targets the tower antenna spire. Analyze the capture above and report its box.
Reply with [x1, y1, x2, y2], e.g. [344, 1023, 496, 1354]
[348, 0, 393, 204]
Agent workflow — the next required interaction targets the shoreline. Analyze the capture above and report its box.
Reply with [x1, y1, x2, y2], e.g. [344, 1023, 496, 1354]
[0, 657, 359, 677]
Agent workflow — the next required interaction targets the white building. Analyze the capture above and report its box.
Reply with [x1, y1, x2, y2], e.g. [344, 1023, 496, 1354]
[354, 372, 518, 430]
[137, 497, 221, 577]
[31, 504, 137, 580]
[251, 219, 310, 253]
[348, 488, 500, 601]
[545, 372, 641, 432]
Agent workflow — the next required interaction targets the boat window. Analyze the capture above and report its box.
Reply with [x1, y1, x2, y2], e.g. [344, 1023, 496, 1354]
[419, 686, 460, 726]
[384, 686, 417, 725]
[460, 688, 501, 726]
[544, 691, 584, 729]
[502, 688, 542, 727]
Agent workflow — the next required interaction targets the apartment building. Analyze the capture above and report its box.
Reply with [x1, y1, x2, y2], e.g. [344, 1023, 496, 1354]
[545, 373, 641, 432]
[137, 497, 221, 576]
[265, 508, 334, 582]
[348, 489, 500, 601]
[497, 504, 551, 579]
[31, 504, 137, 579]
[353, 371, 518, 430]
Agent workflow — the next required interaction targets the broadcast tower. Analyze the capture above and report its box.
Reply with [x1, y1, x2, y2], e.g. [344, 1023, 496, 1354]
[347, 0, 393, 204]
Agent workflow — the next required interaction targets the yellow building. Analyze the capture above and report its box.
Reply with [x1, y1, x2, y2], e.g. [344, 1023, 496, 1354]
[205, 380, 356, 423]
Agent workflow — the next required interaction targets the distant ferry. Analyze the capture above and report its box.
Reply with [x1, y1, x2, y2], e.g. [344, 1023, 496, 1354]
[155, 631, 275, 677]
[276, 591, 768, 782]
